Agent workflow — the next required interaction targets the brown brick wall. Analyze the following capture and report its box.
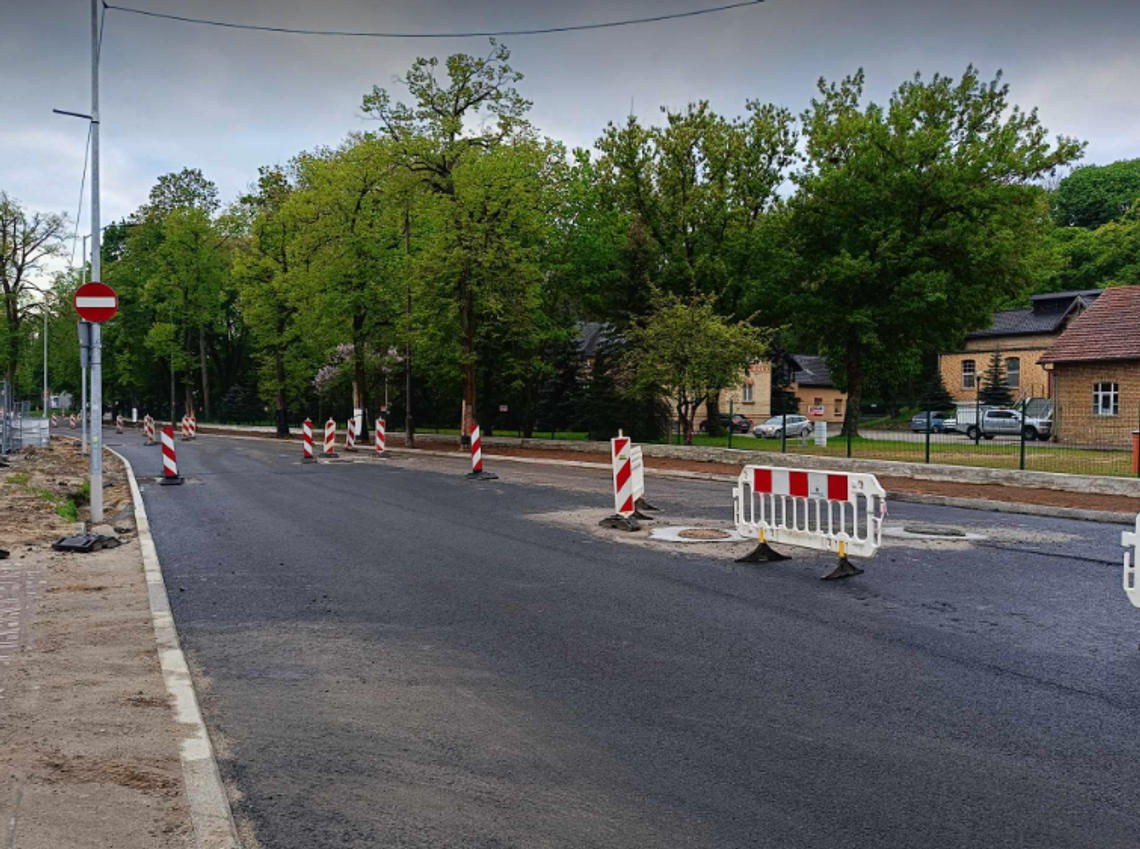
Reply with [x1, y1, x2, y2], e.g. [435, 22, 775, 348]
[1052, 361, 1140, 446]
[793, 385, 848, 423]
[939, 341, 1053, 403]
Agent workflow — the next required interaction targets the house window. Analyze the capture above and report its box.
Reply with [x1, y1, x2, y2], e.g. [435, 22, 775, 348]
[743, 384, 754, 403]
[1093, 382, 1119, 416]
[1006, 357, 1020, 390]
[814, 397, 823, 407]
[834, 398, 843, 416]
[962, 359, 976, 389]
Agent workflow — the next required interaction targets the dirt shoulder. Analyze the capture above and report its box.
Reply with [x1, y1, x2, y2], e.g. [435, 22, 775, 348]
[0, 446, 194, 848]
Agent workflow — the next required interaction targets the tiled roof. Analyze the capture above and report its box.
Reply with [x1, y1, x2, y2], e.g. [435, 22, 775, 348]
[791, 355, 835, 388]
[1039, 286, 1140, 364]
[966, 308, 1066, 338]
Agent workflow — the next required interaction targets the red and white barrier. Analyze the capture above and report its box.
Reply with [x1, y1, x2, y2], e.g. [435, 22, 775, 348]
[69, 414, 76, 429]
[188, 414, 197, 440]
[144, 415, 157, 445]
[115, 414, 123, 434]
[375, 418, 388, 456]
[180, 416, 192, 441]
[1124, 513, 1140, 608]
[51, 414, 58, 428]
[160, 426, 183, 485]
[324, 418, 338, 457]
[345, 417, 357, 452]
[600, 433, 653, 530]
[733, 465, 886, 579]
[302, 418, 315, 461]
[465, 422, 497, 480]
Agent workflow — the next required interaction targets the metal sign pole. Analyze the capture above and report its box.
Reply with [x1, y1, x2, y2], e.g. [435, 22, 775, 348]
[89, 0, 103, 523]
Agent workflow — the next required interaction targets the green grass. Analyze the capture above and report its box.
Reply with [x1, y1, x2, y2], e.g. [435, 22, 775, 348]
[6, 472, 30, 486]
[55, 499, 79, 522]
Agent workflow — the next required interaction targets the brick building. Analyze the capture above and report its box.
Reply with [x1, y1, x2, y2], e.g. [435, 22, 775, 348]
[789, 355, 848, 423]
[938, 290, 1101, 402]
[1039, 286, 1140, 446]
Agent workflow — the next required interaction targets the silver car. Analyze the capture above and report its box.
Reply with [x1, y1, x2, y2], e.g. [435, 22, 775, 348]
[753, 415, 813, 439]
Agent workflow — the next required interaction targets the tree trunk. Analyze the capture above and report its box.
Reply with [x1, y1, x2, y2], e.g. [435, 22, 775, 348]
[5, 296, 18, 391]
[184, 382, 195, 419]
[273, 330, 288, 439]
[198, 326, 211, 420]
[843, 343, 863, 437]
[459, 269, 476, 436]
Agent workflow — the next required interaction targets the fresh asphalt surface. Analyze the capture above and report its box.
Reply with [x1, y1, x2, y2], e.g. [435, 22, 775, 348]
[108, 429, 1140, 849]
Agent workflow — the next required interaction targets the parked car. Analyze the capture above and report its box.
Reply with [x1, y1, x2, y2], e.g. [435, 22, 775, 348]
[753, 415, 814, 439]
[964, 408, 1052, 441]
[699, 413, 753, 434]
[909, 411, 951, 433]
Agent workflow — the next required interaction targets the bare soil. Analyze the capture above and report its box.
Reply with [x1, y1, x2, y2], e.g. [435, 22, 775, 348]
[0, 446, 194, 848]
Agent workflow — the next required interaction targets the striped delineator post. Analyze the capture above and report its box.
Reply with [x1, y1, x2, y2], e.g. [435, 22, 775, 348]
[160, 426, 183, 485]
[115, 414, 123, 433]
[302, 418, 316, 462]
[324, 418, 338, 458]
[374, 418, 389, 458]
[600, 432, 647, 531]
[345, 417, 357, 452]
[51, 414, 58, 428]
[465, 422, 497, 480]
[143, 415, 156, 446]
[188, 414, 197, 440]
[69, 414, 76, 429]
[180, 416, 192, 442]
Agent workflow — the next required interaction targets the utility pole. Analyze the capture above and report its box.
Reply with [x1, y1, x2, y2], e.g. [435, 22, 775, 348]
[80, 234, 89, 453]
[404, 206, 414, 448]
[89, 0, 103, 522]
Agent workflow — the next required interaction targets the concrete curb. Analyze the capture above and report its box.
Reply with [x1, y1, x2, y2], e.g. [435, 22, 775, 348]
[109, 447, 241, 849]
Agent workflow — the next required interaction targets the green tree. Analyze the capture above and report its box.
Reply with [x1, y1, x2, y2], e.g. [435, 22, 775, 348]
[978, 350, 1014, 407]
[778, 67, 1082, 435]
[1052, 158, 1140, 229]
[0, 192, 67, 391]
[624, 290, 768, 444]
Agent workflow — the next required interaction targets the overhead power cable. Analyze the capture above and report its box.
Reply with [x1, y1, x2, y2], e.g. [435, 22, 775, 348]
[103, 0, 764, 39]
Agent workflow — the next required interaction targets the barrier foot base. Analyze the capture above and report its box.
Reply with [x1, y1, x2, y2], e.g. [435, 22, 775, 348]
[301, 457, 317, 464]
[632, 509, 656, 521]
[821, 557, 863, 581]
[635, 497, 660, 513]
[466, 470, 499, 481]
[324, 452, 339, 459]
[735, 542, 790, 563]
[599, 514, 640, 532]
[372, 452, 392, 459]
[160, 476, 184, 487]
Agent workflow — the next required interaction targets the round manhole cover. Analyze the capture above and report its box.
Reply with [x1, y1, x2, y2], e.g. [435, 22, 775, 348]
[903, 525, 966, 538]
[678, 528, 733, 541]
[648, 526, 747, 544]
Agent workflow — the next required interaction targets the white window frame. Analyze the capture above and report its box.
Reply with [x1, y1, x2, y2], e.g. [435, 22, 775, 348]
[1093, 382, 1119, 417]
[1006, 357, 1020, 390]
[742, 383, 754, 403]
[962, 359, 976, 389]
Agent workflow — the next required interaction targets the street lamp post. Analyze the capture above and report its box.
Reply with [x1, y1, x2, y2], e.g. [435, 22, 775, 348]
[88, 0, 103, 522]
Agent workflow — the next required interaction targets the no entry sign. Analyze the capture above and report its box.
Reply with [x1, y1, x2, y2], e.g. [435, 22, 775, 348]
[73, 281, 118, 323]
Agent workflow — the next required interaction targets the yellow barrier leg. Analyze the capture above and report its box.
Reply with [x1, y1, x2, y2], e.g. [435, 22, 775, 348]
[822, 540, 864, 581]
[736, 527, 791, 564]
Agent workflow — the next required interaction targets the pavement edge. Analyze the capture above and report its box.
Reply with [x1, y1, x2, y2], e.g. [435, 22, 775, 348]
[109, 446, 242, 849]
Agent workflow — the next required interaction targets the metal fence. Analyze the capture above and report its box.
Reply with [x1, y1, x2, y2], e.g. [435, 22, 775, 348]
[1, 382, 50, 454]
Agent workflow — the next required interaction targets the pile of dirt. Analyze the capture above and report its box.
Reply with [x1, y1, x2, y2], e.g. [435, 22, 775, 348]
[0, 444, 133, 545]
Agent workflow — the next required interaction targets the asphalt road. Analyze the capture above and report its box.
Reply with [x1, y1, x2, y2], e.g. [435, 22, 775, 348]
[108, 429, 1140, 849]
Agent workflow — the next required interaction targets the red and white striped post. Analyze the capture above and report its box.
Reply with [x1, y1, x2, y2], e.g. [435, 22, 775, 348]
[188, 413, 197, 440]
[344, 417, 357, 452]
[160, 426, 183, 485]
[144, 415, 157, 446]
[374, 418, 389, 458]
[69, 414, 76, 429]
[115, 414, 123, 433]
[465, 422, 497, 480]
[180, 416, 192, 441]
[324, 418, 338, 458]
[51, 414, 58, 428]
[302, 418, 316, 462]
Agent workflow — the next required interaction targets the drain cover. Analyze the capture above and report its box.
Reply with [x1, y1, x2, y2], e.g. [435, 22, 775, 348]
[649, 526, 747, 544]
[883, 525, 983, 542]
[904, 525, 966, 538]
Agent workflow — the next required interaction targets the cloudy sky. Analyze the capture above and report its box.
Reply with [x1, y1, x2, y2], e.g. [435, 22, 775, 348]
[4, 0, 1139, 268]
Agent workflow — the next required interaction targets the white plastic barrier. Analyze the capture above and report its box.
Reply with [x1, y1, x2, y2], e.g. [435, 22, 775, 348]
[1124, 513, 1140, 609]
[734, 465, 886, 559]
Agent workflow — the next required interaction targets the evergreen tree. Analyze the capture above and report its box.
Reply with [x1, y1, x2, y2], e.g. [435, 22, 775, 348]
[922, 371, 955, 411]
[978, 351, 1014, 407]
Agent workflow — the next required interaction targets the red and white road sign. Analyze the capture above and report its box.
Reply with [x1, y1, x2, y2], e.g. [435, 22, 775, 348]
[73, 282, 119, 323]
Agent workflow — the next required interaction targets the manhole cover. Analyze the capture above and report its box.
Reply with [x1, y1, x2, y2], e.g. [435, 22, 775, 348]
[678, 528, 733, 541]
[883, 525, 984, 541]
[649, 526, 747, 544]
[904, 525, 966, 538]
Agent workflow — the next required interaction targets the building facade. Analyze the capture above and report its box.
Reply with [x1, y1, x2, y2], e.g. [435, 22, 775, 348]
[789, 355, 847, 423]
[1039, 286, 1140, 446]
[938, 290, 1101, 403]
